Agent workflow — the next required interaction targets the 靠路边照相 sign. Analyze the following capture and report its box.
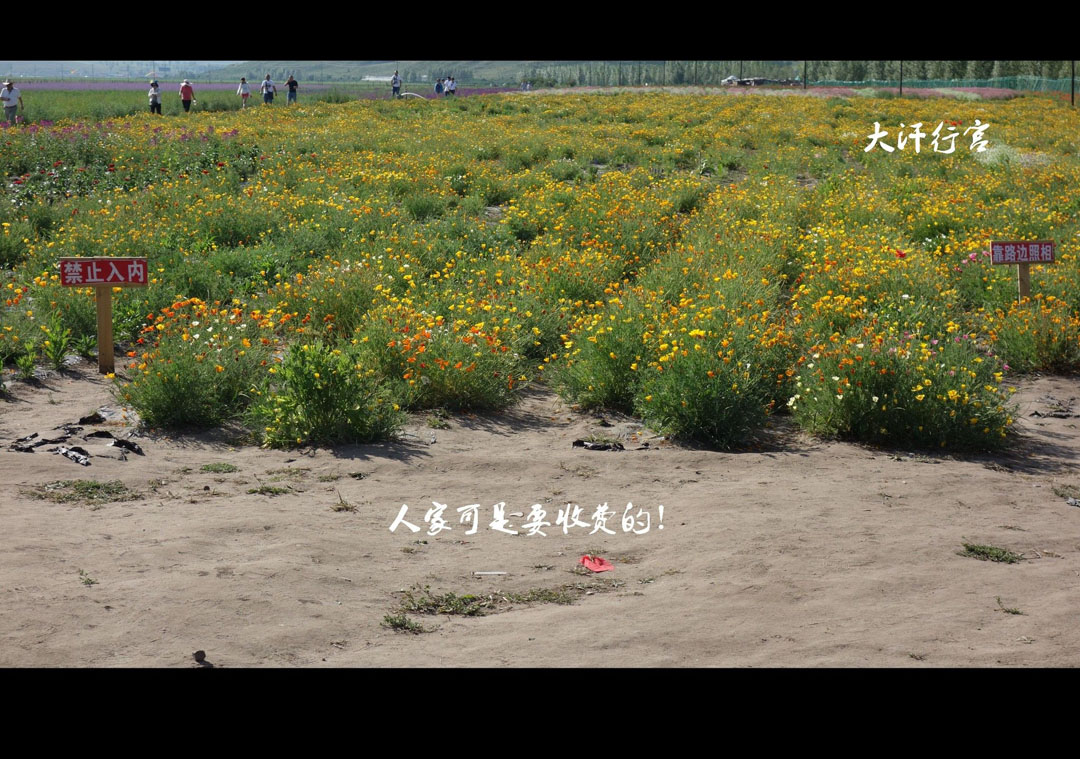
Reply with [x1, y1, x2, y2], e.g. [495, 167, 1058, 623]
[990, 241, 1055, 265]
[59, 257, 148, 286]
[58, 257, 148, 374]
[989, 241, 1054, 304]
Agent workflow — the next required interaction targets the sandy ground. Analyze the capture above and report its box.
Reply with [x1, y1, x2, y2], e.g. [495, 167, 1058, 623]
[2, 362, 1079, 668]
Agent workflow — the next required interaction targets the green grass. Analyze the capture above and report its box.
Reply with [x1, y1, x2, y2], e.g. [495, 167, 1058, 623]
[1052, 483, 1080, 500]
[331, 492, 356, 512]
[398, 581, 607, 617]
[996, 596, 1024, 615]
[247, 485, 289, 496]
[401, 586, 490, 616]
[427, 408, 452, 429]
[200, 462, 239, 474]
[959, 543, 1023, 563]
[27, 479, 137, 505]
[381, 613, 429, 634]
[15, 87, 397, 123]
[265, 467, 310, 481]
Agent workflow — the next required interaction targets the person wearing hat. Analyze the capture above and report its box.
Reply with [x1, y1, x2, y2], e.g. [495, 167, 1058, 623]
[148, 81, 162, 115]
[179, 79, 196, 112]
[1, 80, 23, 126]
[237, 77, 251, 108]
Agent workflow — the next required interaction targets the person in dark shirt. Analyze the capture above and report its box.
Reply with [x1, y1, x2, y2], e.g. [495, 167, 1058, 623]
[286, 75, 299, 105]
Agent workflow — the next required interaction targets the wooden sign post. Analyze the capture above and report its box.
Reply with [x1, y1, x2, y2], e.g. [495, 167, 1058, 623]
[59, 257, 148, 374]
[990, 241, 1055, 304]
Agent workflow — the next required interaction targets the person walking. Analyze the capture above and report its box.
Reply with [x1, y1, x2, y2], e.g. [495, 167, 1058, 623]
[1, 80, 23, 125]
[286, 75, 298, 105]
[260, 74, 276, 104]
[148, 80, 162, 115]
[446, 76, 457, 96]
[237, 77, 251, 108]
[179, 79, 196, 112]
[391, 70, 401, 99]
[434, 78, 444, 96]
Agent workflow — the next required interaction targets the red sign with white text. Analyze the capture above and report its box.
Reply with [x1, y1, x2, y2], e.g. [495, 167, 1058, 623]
[990, 241, 1055, 265]
[59, 257, 148, 287]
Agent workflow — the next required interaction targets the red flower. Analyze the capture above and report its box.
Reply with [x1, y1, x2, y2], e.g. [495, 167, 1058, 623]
[895, 250, 906, 259]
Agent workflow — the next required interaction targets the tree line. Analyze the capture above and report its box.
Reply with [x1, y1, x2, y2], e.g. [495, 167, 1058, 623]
[516, 61, 1075, 88]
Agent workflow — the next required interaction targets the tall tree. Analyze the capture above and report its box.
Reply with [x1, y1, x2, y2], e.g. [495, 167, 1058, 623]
[927, 60, 948, 79]
[947, 60, 968, 79]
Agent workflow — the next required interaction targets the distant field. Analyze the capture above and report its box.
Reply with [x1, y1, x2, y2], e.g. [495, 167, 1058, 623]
[6, 82, 521, 122]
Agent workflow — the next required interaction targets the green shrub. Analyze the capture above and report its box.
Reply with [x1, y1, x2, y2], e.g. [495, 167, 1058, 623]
[0, 221, 32, 269]
[403, 192, 446, 221]
[41, 314, 73, 369]
[788, 336, 1014, 450]
[118, 326, 270, 429]
[247, 340, 404, 447]
[983, 296, 1080, 372]
[355, 317, 522, 412]
[554, 307, 645, 414]
[635, 341, 775, 449]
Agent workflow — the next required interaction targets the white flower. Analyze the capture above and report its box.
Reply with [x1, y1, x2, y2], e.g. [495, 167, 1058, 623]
[872, 396, 879, 403]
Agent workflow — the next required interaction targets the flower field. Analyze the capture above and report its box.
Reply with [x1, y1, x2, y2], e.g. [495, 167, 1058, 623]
[3, 92, 1079, 450]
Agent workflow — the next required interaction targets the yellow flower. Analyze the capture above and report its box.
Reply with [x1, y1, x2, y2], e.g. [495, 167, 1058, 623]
[915, 394, 925, 401]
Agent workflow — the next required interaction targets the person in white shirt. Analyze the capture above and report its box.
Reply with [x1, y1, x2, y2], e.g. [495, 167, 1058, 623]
[447, 77, 457, 96]
[1, 80, 23, 125]
[261, 75, 276, 104]
[391, 71, 402, 99]
[148, 81, 162, 115]
[237, 77, 251, 108]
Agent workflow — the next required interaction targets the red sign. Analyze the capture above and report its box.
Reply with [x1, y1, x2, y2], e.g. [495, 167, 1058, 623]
[59, 257, 148, 287]
[990, 241, 1055, 265]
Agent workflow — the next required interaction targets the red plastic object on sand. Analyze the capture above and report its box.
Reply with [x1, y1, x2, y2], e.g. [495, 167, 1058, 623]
[579, 555, 613, 572]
